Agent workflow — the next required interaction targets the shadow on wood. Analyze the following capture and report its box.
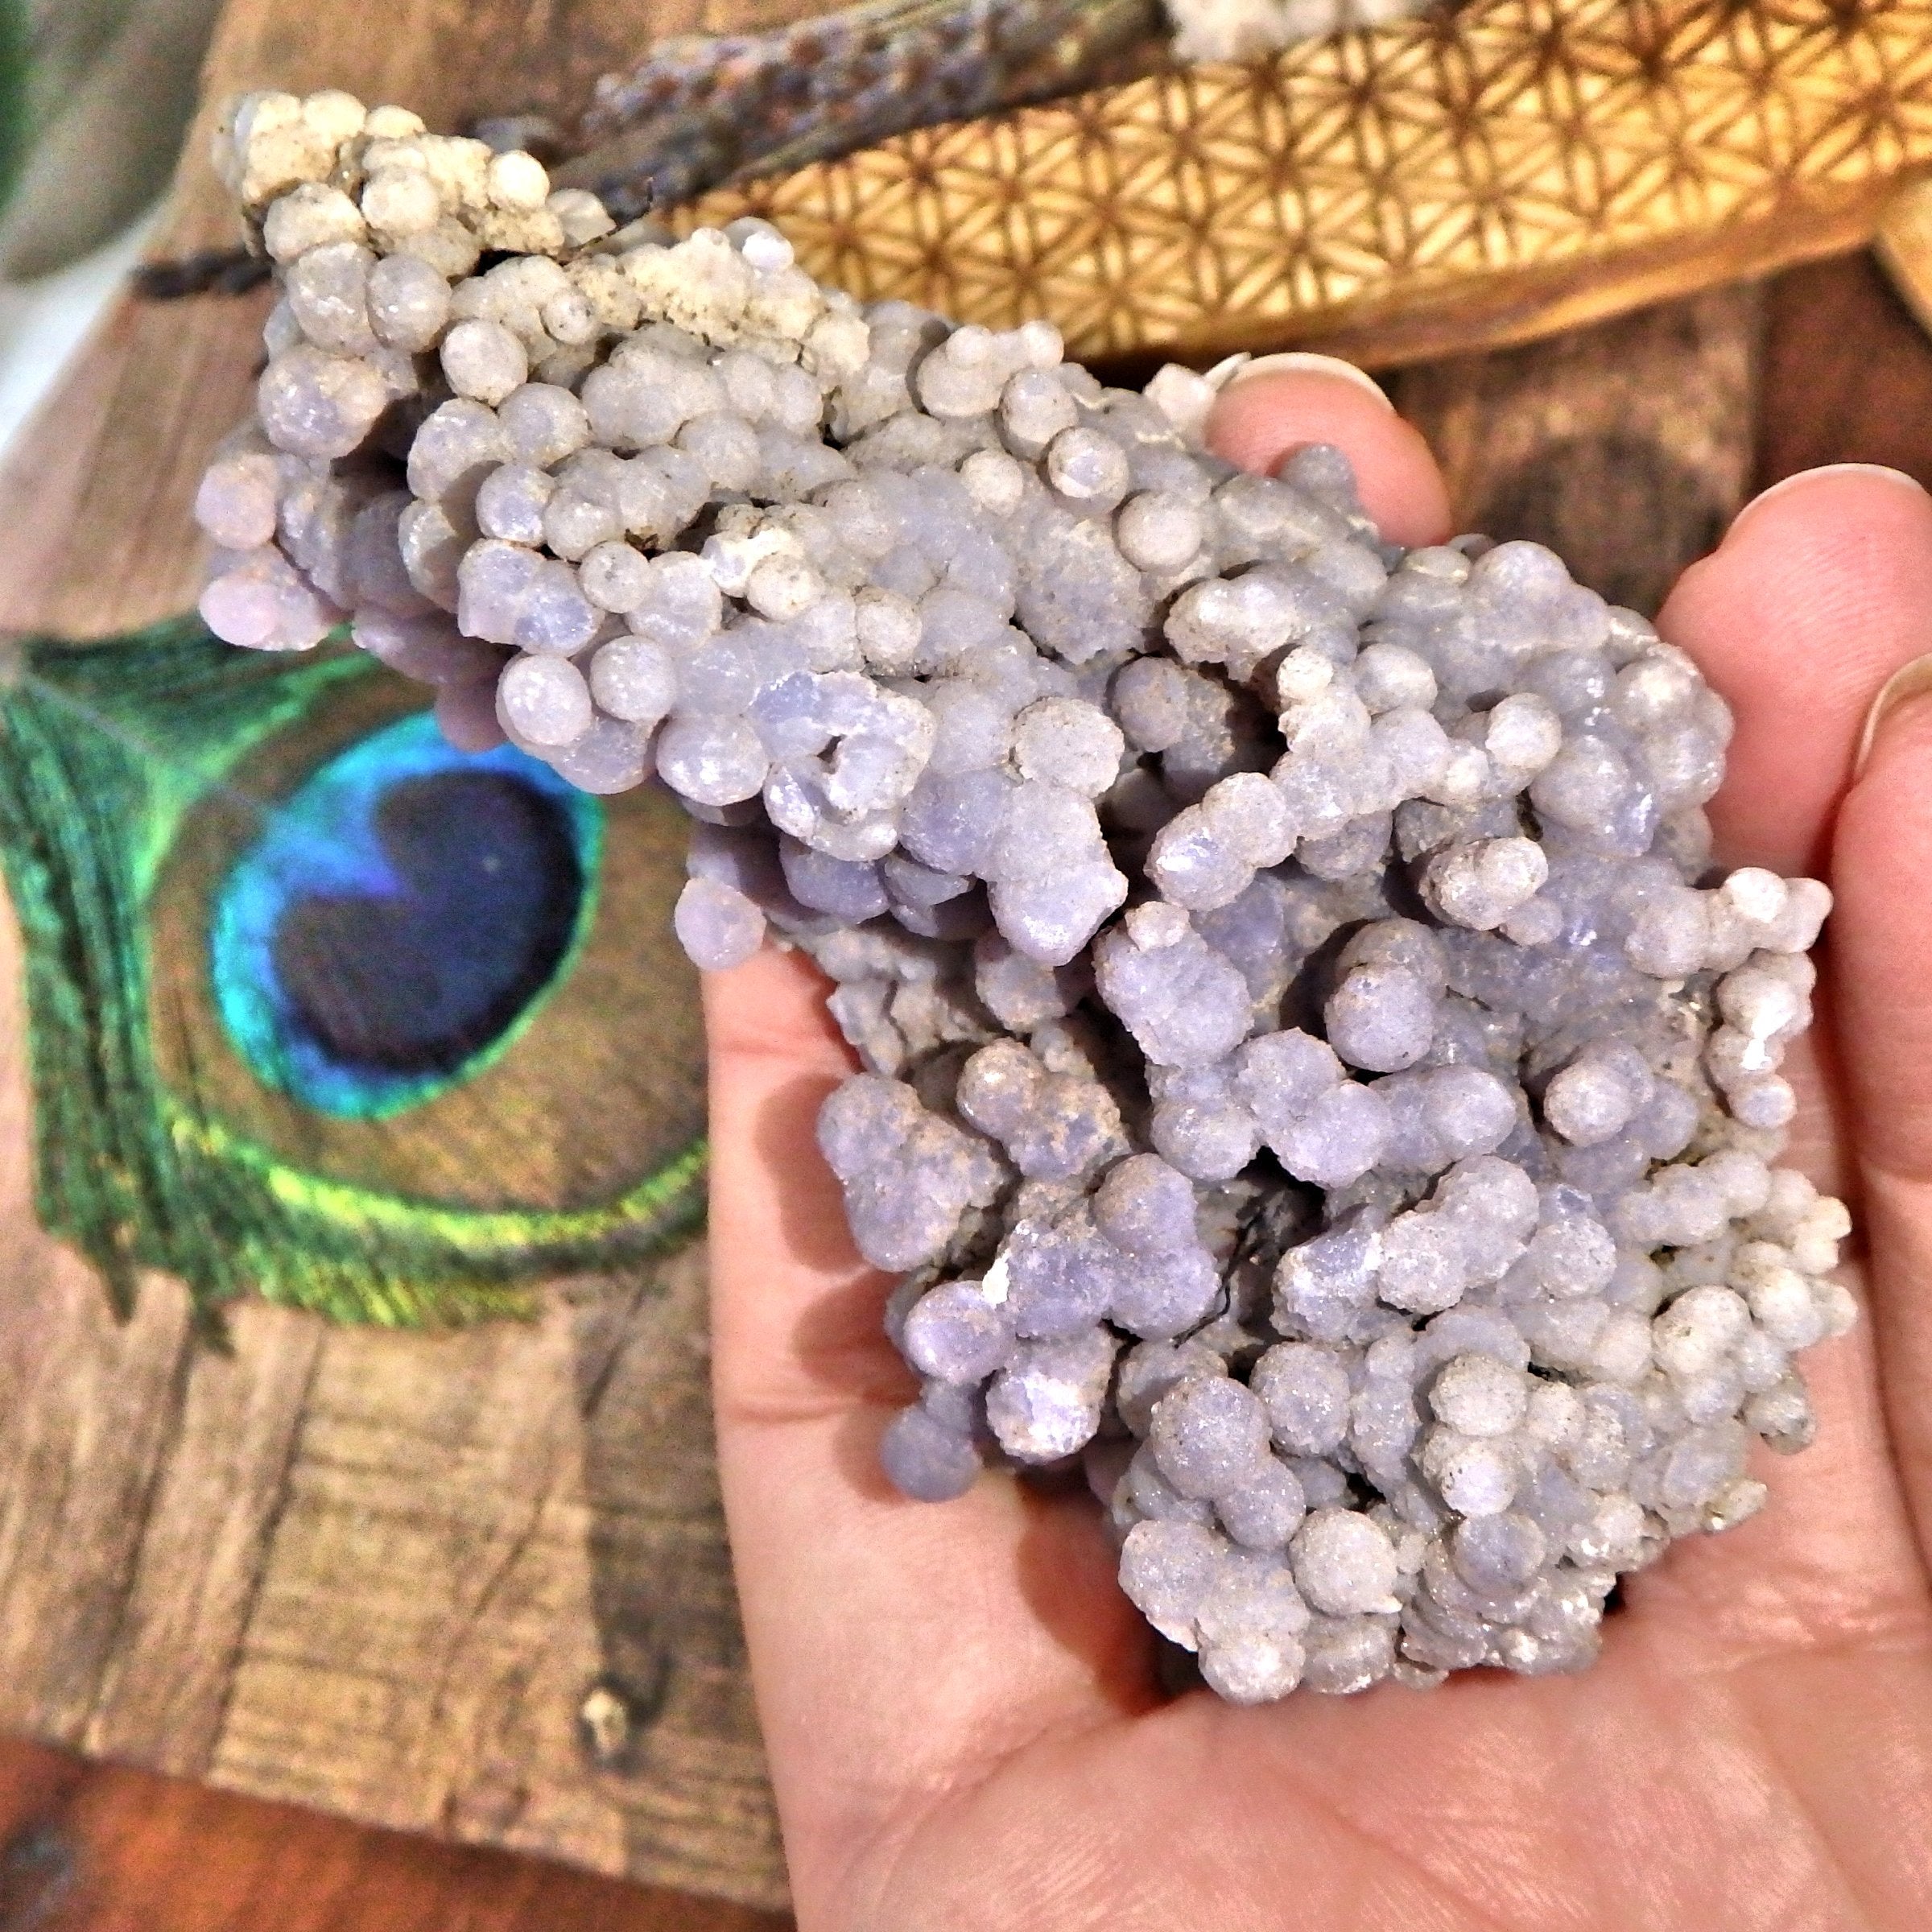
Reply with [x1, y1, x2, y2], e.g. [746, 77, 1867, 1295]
[1391, 284, 1764, 617]
[1756, 250, 1932, 493]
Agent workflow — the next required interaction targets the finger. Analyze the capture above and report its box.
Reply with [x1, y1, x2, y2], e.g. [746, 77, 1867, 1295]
[1622, 1254, 1930, 1662]
[1205, 357, 1453, 546]
[1652, 467, 1932, 1206]
[1657, 465, 1932, 877]
[1827, 691, 1932, 1563]
[1633, 468, 1932, 1634]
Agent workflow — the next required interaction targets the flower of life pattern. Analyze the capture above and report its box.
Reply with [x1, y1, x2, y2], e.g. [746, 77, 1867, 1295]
[684, 0, 1932, 365]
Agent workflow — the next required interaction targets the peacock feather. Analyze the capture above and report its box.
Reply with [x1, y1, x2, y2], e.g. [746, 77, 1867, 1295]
[0, 621, 708, 1330]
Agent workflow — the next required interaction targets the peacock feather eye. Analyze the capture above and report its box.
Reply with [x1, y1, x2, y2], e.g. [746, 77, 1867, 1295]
[209, 712, 601, 1119]
[0, 619, 706, 1328]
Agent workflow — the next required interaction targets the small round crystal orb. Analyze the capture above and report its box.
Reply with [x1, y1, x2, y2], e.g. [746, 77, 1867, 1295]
[673, 877, 765, 972]
[497, 653, 591, 746]
[487, 149, 551, 210]
[442, 319, 528, 405]
[1290, 1510, 1400, 1616]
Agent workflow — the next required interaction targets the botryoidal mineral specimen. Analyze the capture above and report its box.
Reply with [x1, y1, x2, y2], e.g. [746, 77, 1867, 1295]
[200, 91, 1853, 1703]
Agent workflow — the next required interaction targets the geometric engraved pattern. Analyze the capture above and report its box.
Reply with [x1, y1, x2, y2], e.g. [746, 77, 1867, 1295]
[684, 0, 1932, 365]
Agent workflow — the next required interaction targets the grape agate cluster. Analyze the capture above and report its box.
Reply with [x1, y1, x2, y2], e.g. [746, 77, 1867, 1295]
[201, 93, 1854, 1703]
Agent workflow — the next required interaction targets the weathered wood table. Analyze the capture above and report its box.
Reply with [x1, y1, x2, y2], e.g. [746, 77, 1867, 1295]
[2, 0, 1930, 1918]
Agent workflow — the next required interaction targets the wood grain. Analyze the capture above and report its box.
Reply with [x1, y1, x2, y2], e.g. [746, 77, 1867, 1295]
[0, 286, 270, 638]
[0, 876, 786, 1905]
[0, 1732, 791, 1930]
[0, 0, 1880, 1908]
[1391, 283, 1765, 617]
[1755, 250, 1932, 494]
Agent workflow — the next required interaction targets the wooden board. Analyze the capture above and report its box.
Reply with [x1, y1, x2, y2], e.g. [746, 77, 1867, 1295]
[0, 1733, 788, 1930]
[1391, 283, 1764, 619]
[0, 0, 807, 1914]
[7, 0, 1926, 1909]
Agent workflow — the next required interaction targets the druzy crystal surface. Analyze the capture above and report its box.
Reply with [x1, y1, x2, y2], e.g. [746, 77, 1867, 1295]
[202, 92, 1853, 1703]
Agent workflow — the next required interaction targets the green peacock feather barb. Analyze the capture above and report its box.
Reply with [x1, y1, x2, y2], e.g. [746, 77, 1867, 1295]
[0, 623, 707, 1329]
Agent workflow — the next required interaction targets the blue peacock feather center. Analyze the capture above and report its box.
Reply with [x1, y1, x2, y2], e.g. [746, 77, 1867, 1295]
[212, 712, 603, 1119]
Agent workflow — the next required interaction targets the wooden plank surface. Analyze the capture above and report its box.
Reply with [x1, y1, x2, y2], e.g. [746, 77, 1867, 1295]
[2, 0, 1926, 1910]
[1753, 249, 1932, 494]
[0, 1733, 789, 1930]
[1391, 283, 1764, 618]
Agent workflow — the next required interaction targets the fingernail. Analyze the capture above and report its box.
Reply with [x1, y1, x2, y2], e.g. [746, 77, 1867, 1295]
[1730, 463, 1928, 540]
[1855, 652, 1932, 778]
[1218, 351, 1393, 412]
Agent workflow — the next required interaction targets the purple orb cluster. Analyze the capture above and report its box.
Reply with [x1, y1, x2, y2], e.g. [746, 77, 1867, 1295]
[202, 94, 1852, 1703]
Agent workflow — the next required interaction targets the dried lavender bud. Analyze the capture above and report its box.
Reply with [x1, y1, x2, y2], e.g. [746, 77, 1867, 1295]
[205, 96, 1856, 1705]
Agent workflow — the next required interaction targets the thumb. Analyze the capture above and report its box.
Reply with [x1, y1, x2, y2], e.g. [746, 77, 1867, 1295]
[1829, 683, 1932, 1558]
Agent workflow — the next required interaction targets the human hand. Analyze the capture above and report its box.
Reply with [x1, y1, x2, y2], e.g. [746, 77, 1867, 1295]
[701, 366, 1932, 1931]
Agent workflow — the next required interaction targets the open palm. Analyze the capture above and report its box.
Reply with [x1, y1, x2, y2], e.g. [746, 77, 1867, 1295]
[702, 368, 1932, 1930]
